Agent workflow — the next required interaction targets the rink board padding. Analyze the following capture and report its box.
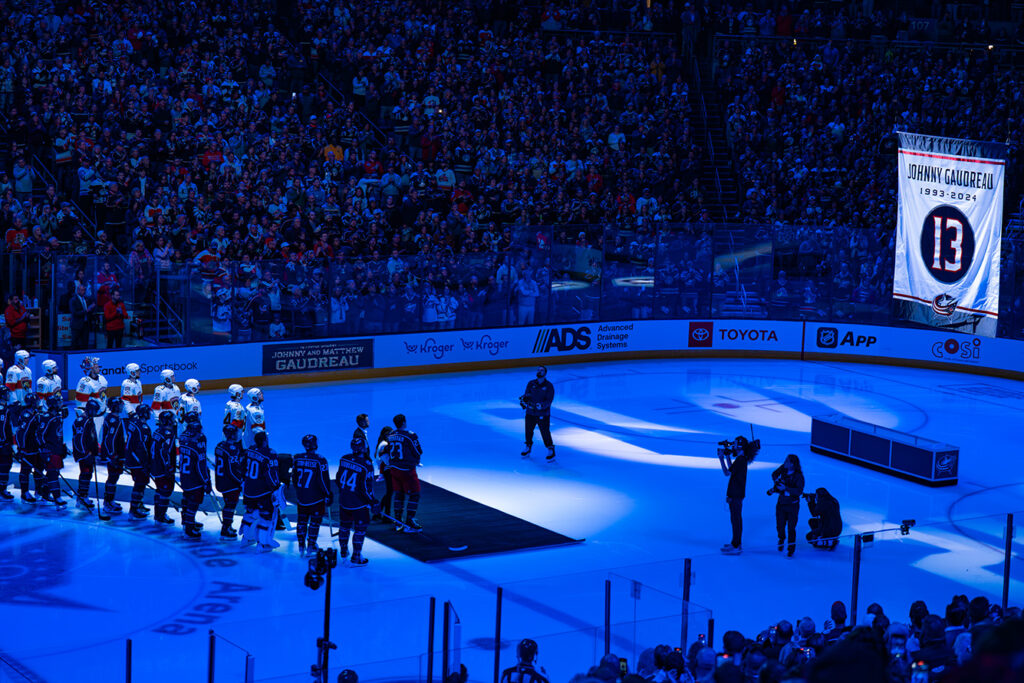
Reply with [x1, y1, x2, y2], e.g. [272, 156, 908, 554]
[367, 481, 583, 562]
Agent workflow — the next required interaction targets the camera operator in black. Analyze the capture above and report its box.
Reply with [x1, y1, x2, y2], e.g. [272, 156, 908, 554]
[292, 434, 332, 556]
[72, 399, 100, 508]
[101, 396, 128, 516]
[0, 387, 14, 500]
[719, 435, 757, 554]
[178, 413, 211, 540]
[150, 411, 178, 525]
[124, 403, 153, 519]
[520, 366, 555, 461]
[215, 424, 246, 539]
[14, 394, 44, 503]
[805, 487, 842, 549]
[39, 397, 68, 508]
[768, 454, 805, 557]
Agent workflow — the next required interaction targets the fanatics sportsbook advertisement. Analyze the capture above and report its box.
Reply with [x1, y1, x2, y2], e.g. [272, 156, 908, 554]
[893, 132, 1005, 336]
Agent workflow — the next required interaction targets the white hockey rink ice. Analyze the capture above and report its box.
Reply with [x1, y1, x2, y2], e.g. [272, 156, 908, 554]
[2, 358, 1023, 683]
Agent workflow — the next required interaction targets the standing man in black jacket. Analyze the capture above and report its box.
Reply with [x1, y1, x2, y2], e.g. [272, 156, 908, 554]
[720, 435, 757, 555]
[520, 366, 555, 461]
[769, 454, 805, 558]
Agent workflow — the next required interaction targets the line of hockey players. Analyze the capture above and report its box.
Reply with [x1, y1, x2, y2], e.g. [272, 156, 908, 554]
[1, 353, 425, 564]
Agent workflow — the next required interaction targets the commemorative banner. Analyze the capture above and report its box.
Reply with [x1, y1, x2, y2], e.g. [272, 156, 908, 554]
[893, 132, 1005, 336]
[262, 338, 374, 375]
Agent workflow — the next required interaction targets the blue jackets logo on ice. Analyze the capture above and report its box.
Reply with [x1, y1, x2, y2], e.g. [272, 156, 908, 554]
[533, 326, 591, 353]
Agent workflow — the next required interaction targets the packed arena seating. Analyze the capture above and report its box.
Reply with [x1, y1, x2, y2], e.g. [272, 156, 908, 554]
[0, 0, 1022, 350]
[555, 593, 1020, 682]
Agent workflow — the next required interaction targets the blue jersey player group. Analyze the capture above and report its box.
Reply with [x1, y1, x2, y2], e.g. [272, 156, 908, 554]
[0, 358, 432, 564]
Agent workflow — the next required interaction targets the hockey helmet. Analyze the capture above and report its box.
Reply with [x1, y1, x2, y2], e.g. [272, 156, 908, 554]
[14, 349, 30, 367]
[88, 357, 101, 374]
[85, 399, 101, 417]
[183, 411, 202, 425]
[135, 403, 152, 420]
[160, 368, 175, 384]
[42, 359, 58, 376]
[158, 410, 176, 428]
[222, 424, 239, 440]
[184, 378, 200, 394]
[517, 638, 538, 664]
[302, 434, 318, 451]
[356, 413, 369, 429]
[349, 437, 363, 454]
[22, 393, 37, 410]
[228, 383, 244, 400]
[337, 671, 358, 683]
[45, 396, 63, 414]
[126, 363, 141, 380]
[107, 396, 123, 414]
[253, 430, 268, 447]
[247, 387, 263, 403]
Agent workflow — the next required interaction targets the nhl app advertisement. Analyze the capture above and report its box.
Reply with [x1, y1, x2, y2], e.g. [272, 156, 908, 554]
[893, 132, 1004, 337]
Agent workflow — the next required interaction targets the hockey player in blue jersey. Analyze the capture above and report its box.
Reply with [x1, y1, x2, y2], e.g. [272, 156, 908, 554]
[292, 434, 332, 556]
[0, 387, 13, 501]
[387, 414, 423, 532]
[336, 437, 375, 565]
[71, 399, 100, 509]
[240, 431, 281, 552]
[150, 411, 178, 525]
[520, 366, 556, 461]
[39, 397, 68, 508]
[215, 424, 246, 540]
[14, 394, 44, 503]
[100, 396, 128, 516]
[179, 412, 211, 540]
[124, 403, 153, 519]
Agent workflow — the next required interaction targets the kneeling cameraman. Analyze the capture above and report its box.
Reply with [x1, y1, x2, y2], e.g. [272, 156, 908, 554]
[719, 435, 759, 554]
[804, 487, 842, 549]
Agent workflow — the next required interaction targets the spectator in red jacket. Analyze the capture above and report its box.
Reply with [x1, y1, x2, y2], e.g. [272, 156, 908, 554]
[4, 295, 31, 350]
[103, 288, 128, 349]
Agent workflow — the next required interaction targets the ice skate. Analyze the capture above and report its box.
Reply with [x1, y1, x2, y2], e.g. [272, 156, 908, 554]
[545, 446, 556, 462]
[75, 497, 95, 510]
[21, 491, 38, 504]
[219, 524, 237, 541]
[349, 552, 368, 566]
[102, 501, 123, 515]
[721, 543, 741, 555]
[0, 488, 14, 501]
[521, 442, 531, 457]
[403, 516, 422, 533]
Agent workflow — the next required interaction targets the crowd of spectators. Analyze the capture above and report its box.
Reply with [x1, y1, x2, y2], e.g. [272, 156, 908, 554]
[1, 0, 1024, 347]
[564, 593, 1022, 683]
[713, 26, 1024, 329]
[0, 0, 720, 346]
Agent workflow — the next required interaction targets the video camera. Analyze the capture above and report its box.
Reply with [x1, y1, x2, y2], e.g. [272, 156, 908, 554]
[717, 435, 760, 460]
[717, 434, 760, 474]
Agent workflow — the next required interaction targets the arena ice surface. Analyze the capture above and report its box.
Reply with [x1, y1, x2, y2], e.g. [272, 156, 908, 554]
[2, 358, 1023, 682]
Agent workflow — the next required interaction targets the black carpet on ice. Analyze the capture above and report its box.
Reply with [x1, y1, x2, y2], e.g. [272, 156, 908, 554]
[366, 481, 584, 563]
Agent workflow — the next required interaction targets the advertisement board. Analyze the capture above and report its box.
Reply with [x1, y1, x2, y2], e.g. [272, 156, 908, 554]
[262, 339, 373, 375]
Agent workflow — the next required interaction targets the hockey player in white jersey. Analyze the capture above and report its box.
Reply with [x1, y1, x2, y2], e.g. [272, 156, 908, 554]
[74, 357, 109, 437]
[120, 363, 143, 413]
[36, 360, 63, 408]
[224, 384, 246, 432]
[243, 387, 266, 448]
[153, 369, 181, 419]
[5, 350, 33, 418]
[179, 379, 202, 422]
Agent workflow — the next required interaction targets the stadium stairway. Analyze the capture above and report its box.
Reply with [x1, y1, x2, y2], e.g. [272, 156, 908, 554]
[692, 58, 742, 222]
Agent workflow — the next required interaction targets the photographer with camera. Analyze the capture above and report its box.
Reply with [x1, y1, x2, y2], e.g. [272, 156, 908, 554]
[767, 454, 804, 557]
[718, 435, 759, 555]
[804, 487, 842, 550]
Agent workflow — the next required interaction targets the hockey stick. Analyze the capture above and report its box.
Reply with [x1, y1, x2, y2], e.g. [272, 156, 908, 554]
[57, 469, 96, 514]
[378, 510, 469, 552]
[95, 460, 110, 520]
[327, 503, 338, 539]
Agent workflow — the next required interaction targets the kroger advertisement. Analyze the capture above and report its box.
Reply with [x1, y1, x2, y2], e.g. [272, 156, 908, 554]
[42, 319, 1024, 386]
